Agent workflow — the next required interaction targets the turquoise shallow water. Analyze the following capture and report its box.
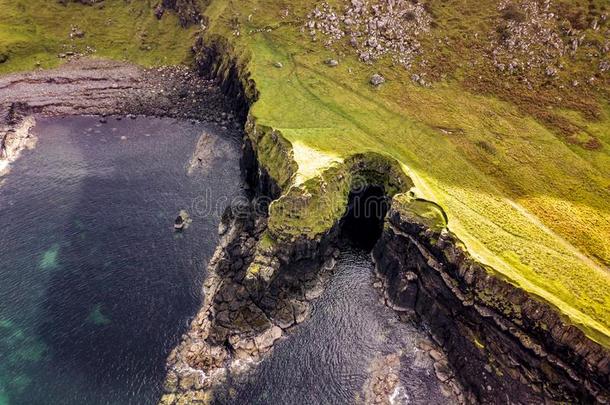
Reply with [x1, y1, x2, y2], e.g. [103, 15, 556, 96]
[0, 116, 243, 405]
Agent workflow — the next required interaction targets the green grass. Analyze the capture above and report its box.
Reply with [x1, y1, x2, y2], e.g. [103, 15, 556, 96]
[200, 0, 610, 346]
[0, 0, 197, 74]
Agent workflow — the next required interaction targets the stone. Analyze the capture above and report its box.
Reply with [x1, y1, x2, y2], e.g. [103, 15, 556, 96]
[71, 29, 85, 39]
[434, 361, 453, 382]
[254, 325, 282, 350]
[164, 371, 179, 392]
[293, 300, 310, 324]
[273, 61, 283, 68]
[370, 74, 385, 86]
[273, 302, 295, 329]
[0, 53, 8, 64]
[429, 349, 444, 361]
[545, 66, 557, 77]
[179, 370, 203, 390]
[305, 281, 324, 300]
[159, 393, 176, 405]
[325, 59, 339, 67]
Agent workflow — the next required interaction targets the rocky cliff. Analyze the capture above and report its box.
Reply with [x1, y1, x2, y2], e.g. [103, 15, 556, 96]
[160, 27, 610, 404]
[373, 197, 610, 403]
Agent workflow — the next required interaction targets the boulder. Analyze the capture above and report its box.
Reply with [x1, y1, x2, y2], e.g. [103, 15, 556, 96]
[370, 73, 385, 86]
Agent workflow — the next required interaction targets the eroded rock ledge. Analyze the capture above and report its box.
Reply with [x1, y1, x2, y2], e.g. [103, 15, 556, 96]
[160, 202, 342, 404]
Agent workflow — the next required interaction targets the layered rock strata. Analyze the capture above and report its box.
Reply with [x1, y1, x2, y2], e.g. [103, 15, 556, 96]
[373, 201, 610, 403]
[0, 58, 237, 178]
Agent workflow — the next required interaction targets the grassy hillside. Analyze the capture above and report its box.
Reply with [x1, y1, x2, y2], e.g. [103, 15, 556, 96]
[0, 0, 609, 345]
[200, 0, 610, 345]
[0, 0, 197, 74]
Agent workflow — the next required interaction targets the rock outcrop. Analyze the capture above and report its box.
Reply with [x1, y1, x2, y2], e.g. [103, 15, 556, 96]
[0, 106, 36, 177]
[155, 0, 202, 27]
[373, 198, 610, 403]
[160, 32, 610, 404]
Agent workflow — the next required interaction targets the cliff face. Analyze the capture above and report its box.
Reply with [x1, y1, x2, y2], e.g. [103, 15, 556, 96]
[374, 200, 610, 403]
[164, 27, 610, 405]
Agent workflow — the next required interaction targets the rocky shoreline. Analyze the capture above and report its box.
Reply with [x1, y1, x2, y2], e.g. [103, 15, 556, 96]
[374, 202, 610, 403]
[159, 199, 343, 403]
[0, 58, 239, 178]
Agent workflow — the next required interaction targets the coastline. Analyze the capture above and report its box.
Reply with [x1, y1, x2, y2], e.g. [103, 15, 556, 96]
[0, 58, 238, 181]
[158, 36, 609, 404]
[0, 25, 607, 404]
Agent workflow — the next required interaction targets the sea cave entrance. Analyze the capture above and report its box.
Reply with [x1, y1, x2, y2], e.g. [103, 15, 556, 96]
[340, 185, 390, 251]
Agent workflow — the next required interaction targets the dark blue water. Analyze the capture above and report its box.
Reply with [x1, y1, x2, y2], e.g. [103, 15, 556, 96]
[221, 250, 450, 404]
[0, 116, 243, 405]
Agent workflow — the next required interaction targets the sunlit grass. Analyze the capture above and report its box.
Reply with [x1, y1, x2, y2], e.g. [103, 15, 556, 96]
[204, 0, 610, 345]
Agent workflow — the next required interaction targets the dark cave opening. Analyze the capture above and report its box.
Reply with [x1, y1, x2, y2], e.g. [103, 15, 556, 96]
[340, 185, 390, 251]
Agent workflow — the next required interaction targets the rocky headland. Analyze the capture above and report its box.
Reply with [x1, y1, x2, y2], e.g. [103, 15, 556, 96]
[159, 36, 610, 404]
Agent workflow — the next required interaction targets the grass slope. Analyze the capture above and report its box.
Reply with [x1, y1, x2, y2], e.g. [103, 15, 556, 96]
[202, 0, 610, 345]
[0, 0, 197, 74]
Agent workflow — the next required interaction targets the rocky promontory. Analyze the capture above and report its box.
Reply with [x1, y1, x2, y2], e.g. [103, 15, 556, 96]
[159, 32, 609, 404]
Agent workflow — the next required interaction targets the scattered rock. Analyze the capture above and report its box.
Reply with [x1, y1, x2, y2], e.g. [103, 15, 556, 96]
[273, 61, 283, 68]
[70, 26, 86, 39]
[370, 73, 385, 86]
[306, 0, 432, 69]
[325, 59, 339, 67]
